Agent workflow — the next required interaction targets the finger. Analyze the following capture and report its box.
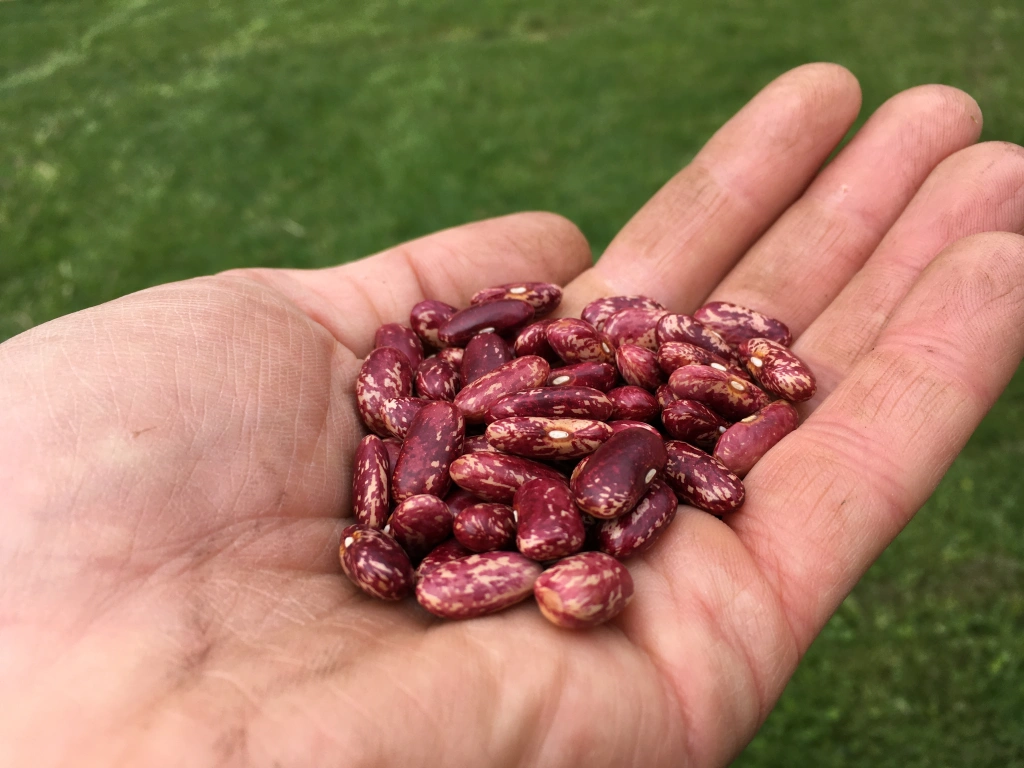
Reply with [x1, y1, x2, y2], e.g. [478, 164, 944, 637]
[704, 85, 982, 328]
[734, 231, 1024, 650]
[561, 63, 862, 315]
[797, 141, 1024, 402]
[233, 212, 593, 353]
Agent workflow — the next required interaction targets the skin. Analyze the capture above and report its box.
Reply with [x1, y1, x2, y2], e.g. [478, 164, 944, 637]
[1, 63, 1024, 767]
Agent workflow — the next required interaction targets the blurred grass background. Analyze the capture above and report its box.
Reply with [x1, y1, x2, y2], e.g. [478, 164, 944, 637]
[1, 0, 1022, 764]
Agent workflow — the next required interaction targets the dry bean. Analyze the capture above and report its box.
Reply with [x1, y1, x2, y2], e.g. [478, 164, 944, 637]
[738, 337, 816, 402]
[655, 313, 736, 360]
[615, 344, 664, 391]
[449, 452, 568, 503]
[461, 332, 513, 384]
[607, 385, 659, 422]
[694, 301, 792, 347]
[416, 552, 543, 619]
[387, 494, 454, 560]
[381, 396, 429, 439]
[545, 361, 618, 391]
[415, 357, 461, 401]
[392, 401, 465, 502]
[410, 299, 457, 348]
[352, 435, 390, 529]
[453, 502, 517, 552]
[534, 552, 633, 629]
[340, 527, 416, 601]
[454, 355, 551, 423]
[514, 478, 586, 561]
[607, 420, 662, 437]
[485, 417, 613, 459]
[661, 399, 729, 448]
[513, 320, 560, 363]
[596, 477, 678, 559]
[572, 427, 667, 519]
[417, 538, 474, 577]
[373, 323, 424, 368]
[581, 295, 665, 331]
[470, 282, 562, 314]
[355, 347, 414, 436]
[439, 299, 535, 346]
[438, 346, 464, 368]
[545, 318, 616, 364]
[486, 386, 614, 423]
[603, 307, 668, 350]
[663, 440, 745, 514]
[713, 400, 798, 477]
[668, 364, 770, 420]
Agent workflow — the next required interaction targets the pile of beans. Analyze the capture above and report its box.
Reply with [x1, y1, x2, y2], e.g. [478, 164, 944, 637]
[341, 282, 815, 629]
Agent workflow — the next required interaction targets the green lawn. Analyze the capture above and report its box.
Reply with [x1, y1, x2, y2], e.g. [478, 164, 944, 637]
[2, 1, 1022, 764]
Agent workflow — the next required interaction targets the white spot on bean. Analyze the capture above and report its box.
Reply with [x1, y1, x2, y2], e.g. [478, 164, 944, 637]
[644, 469, 657, 483]
[601, 343, 611, 354]
[509, 286, 528, 295]
[729, 380, 746, 391]
[344, 536, 355, 547]
[552, 375, 571, 385]
[718, 425, 727, 433]
[548, 429, 570, 439]
[750, 357, 764, 368]
[479, 327, 495, 334]
[710, 362, 727, 371]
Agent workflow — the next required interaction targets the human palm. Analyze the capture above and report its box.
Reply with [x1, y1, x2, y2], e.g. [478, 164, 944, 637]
[2, 64, 1024, 767]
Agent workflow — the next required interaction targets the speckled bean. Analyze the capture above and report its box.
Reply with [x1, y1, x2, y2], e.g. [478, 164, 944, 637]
[513, 478, 586, 561]
[382, 437, 402, 479]
[449, 452, 568, 503]
[738, 337, 816, 402]
[668, 364, 770, 420]
[417, 538, 474, 577]
[453, 502, 517, 552]
[387, 494, 454, 561]
[581, 295, 666, 331]
[410, 299, 457, 348]
[655, 313, 736, 360]
[656, 341, 746, 379]
[713, 400, 799, 477]
[415, 357, 461, 401]
[392, 401, 465, 502]
[485, 417, 613, 459]
[661, 399, 729, 448]
[534, 552, 634, 629]
[656, 384, 679, 409]
[607, 386, 659, 422]
[438, 346, 465, 368]
[374, 323, 424, 368]
[694, 301, 792, 347]
[453, 355, 551, 422]
[340, 527, 416, 601]
[486, 386, 614, 423]
[439, 299, 535, 346]
[545, 318, 616, 364]
[607, 420, 662, 437]
[546, 362, 618, 392]
[461, 332, 513, 385]
[663, 440, 745, 514]
[615, 344, 664, 391]
[602, 307, 668, 351]
[381, 396, 429, 439]
[470, 281, 562, 315]
[572, 427, 667, 519]
[462, 433, 501, 454]
[352, 435, 390, 529]
[596, 477, 677, 559]
[444, 486, 488, 517]
[512, 320, 560, 363]
[355, 347, 414, 436]
[416, 551, 543, 619]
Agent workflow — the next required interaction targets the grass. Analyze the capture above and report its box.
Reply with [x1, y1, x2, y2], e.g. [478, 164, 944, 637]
[2, 1, 1023, 764]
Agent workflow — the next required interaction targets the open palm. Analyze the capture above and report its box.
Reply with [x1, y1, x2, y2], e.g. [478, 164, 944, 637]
[2, 64, 1024, 767]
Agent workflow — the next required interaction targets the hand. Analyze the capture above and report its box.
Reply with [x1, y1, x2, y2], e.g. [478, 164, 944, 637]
[2, 63, 1023, 768]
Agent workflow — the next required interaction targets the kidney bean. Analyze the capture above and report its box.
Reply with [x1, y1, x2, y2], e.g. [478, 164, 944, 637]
[713, 400, 799, 477]
[449, 452, 568, 503]
[374, 323, 425, 368]
[513, 320, 560, 362]
[410, 299, 457, 348]
[513, 478, 586, 561]
[661, 399, 729, 448]
[462, 433, 501, 454]
[461, 332, 513, 384]
[381, 396, 429, 439]
[534, 552, 634, 629]
[607, 420, 662, 437]
[596, 477, 677, 559]
[417, 538, 474, 577]
[656, 384, 679, 409]
[545, 318, 616, 364]
[573, 428, 667, 519]
[656, 313, 736, 360]
[546, 361, 618, 391]
[340, 527, 416, 601]
[438, 346, 465, 368]
[663, 440, 745, 514]
[668, 364, 770, 420]
[602, 307, 668, 350]
[615, 344, 664, 391]
[382, 437, 402, 479]
[416, 551, 543, 619]
[486, 386, 614, 423]
[470, 282, 562, 315]
[387, 494, 454, 561]
[355, 347, 414, 436]
[656, 341, 747, 379]
[452, 355, 551, 423]
[581, 295, 666, 331]
[352, 435, 390, 529]
[444, 486, 487, 517]
[694, 301, 792, 347]
[392, 402, 465, 502]
[415, 357, 461, 401]
[486, 417, 613, 459]
[738, 337, 816, 402]
[439, 299, 535, 346]
[607, 386, 659, 422]
[453, 502, 517, 552]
